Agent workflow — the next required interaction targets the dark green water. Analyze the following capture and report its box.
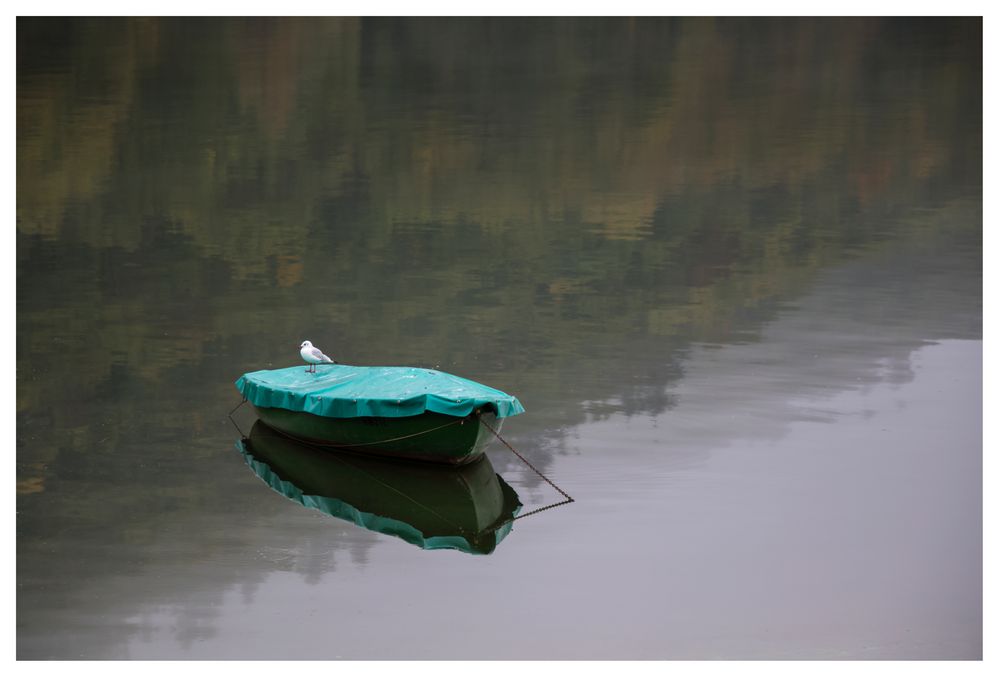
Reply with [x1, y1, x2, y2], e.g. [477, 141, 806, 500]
[17, 17, 982, 659]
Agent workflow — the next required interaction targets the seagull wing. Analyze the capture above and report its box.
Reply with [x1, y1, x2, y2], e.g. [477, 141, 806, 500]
[311, 347, 334, 363]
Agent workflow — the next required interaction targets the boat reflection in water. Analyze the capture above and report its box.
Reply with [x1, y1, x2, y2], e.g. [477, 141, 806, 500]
[237, 421, 522, 554]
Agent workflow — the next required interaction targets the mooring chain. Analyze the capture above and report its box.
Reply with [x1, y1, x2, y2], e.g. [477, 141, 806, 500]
[509, 499, 575, 521]
[228, 397, 248, 437]
[480, 417, 574, 513]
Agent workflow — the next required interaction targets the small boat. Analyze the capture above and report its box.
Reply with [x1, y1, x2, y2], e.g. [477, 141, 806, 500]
[234, 364, 525, 465]
[238, 420, 522, 554]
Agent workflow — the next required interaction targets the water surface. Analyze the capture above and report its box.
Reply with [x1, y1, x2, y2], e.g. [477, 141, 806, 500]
[17, 17, 982, 659]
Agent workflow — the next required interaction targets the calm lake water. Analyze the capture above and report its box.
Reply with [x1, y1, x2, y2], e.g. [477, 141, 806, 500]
[17, 17, 982, 659]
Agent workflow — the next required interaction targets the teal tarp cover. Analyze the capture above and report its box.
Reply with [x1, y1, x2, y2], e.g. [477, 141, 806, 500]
[235, 365, 525, 419]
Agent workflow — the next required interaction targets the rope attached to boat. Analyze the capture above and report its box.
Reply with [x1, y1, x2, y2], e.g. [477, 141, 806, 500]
[274, 417, 466, 450]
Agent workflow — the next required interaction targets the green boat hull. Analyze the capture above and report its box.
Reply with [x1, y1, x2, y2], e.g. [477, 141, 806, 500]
[252, 405, 502, 465]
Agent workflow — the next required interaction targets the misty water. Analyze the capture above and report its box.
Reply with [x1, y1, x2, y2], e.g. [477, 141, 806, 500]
[17, 17, 981, 659]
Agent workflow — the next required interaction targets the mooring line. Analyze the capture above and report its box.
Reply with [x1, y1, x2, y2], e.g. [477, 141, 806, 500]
[480, 417, 574, 526]
[228, 397, 248, 437]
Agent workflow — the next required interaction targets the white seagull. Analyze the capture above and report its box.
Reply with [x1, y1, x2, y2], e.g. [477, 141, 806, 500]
[300, 340, 336, 372]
